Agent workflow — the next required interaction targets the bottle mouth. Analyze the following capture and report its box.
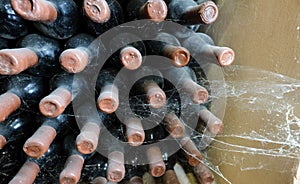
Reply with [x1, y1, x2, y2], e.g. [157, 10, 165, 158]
[141, 0, 168, 22]
[120, 46, 143, 70]
[60, 49, 89, 73]
[217, 47, 235, 66]
[83, 0, 111, 23]
[199, 1, 219, 24]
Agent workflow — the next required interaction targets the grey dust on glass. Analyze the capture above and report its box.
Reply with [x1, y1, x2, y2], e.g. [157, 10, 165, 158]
[72, 19, 226, 165]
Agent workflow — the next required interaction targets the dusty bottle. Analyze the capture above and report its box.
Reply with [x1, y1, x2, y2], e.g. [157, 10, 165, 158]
[60, 33, 95, 73]
[0, 34, 62, 77]
[162, 155, 180, 184]
[0, 74, 47, 122]
[83, 0, 124, 36]
[0, 0, 30, 39]
[98, 124, 126, 182]
[163, 66, 209, 104]
[146, 32, 190, 67]
[166, 0, 218, 26]
[59, 134, 94, 184]
[194, 162, 215, 184]
[9, 140, 63, 184]
[95, 68, 120, 114]
[130, 66, 167, 108]
[80, 152, 108, 183]
[0, 111, 37, 149]
[11, 0, 79, 39]
[23, 108, 76, 158]
[180, 136, 202, 167]
[39, 71, 89, 117]
[182, 32, 235, 66]
[127, 0, 168, 22]
[123, 116, 145, 147]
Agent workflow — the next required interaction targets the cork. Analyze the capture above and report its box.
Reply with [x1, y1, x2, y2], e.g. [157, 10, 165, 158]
[59, 154, 85, 184]
[163, 45, 190, 67]
[139, 0, 168, 22]
[120, 46, 143, 70]
[39, 87, 72, 118]
[23, 125, 57, 158]
[0, 48, 38, 75]
[198, 108, 224, 135]
[91, 176, 108, 184]
[76, 122, 101, 154]
[163, 112, 185, 138]
[144, 82, 166, 108]
[129, 176, 143, 184]
[0, 92, 21, 122]
[11, 0, 57, 22]
[194, 163, 214, 184]
[8, 161, 40, 184]
[59, 48, 90, 73]
[83, 0, 111, 23]
[97, 84, 119, 114]
[213, 46, 235, 66]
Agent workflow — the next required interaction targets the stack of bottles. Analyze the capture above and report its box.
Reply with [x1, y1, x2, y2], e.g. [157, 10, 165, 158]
[0, 0, 235, 183]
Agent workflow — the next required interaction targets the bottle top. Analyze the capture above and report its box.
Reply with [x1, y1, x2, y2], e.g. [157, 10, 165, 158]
[83, 0, 111, 23]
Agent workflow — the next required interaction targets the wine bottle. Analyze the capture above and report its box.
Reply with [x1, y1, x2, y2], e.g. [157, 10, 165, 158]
[163, 112, 185, 139]
[130, 66, 167, 108]
[0, 34, 62, 77]
[60, 33, 95, 73]
[39, 71, 89, 117]
[11, 0, 79, 39]
[123, 116, 145, 147]
[98, 124, 126, 182]
[198, 105, 223, 135]
[80, 152, 108, 183]
[95, 68, 120, 114]
[0, 111, 37, 150]
[163, 66, 209, 104]
[166, 0, 218, 26]
[0, 0, 29, 39]
[83, 0, 124, 36]
[162, 155, 180, 184]
[127, 0, 168, 22]
[146, 32, 190, 67]
[194, 162, 215, 184]
[0, 141, 23, 183]
[181, 32, 235, 66]
[146, 146, 166, 177]
[180, 136, 202, 167]
[104, 32, 146, 70]
[9, 140, 63, 184]
[23, 108, 76, 158]
[59, 134, 94, 184]
[0, 74, 47, 122]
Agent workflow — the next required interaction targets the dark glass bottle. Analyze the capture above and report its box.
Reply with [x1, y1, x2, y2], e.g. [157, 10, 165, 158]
[60, 33, 95, 73]
[179, 136, 202, 167]
[0, 111, 37, 149]
[143, 124, 168, 177]
[146, 32, 190, 67]
[163, 66, 209, 104]
[59, 134, 94, 184]
[23, 108, 76, 158]
[127, 0, 168, 22]
[166, 0, 218, 26]
[0, 37, 9, 49]
[11, 0, 79, 39]
[181, 32, 235, 66]
[130, 66, 167, 109]
[9, 140, 63, 184]
[0, 74, 47, 122]
[98, 122, 126, 182]
[123, 116, 145, 147]
[95, 68, 120, 114]
[193, 162, 215, 184]
[0, 34, 62, 77]
[80, 152, 108, 183]
[39, 71, 89, 118]
[83, 0, 124, 36]
[162, 155, 180, 184]
[0, 0, 29, 39]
